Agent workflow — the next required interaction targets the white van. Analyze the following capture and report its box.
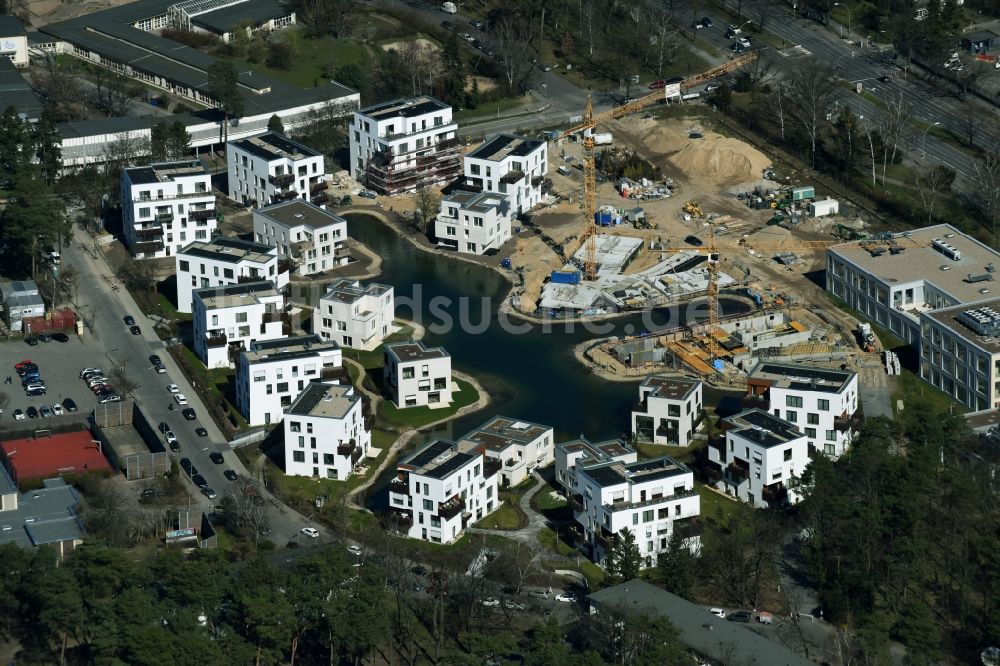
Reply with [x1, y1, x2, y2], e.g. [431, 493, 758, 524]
[48, 251, 60, 265]
[441, 2, 457, 13]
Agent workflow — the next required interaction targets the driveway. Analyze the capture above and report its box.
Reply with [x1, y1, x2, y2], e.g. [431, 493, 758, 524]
[469, 471, 556, 546]
[858, 365, 892, 418]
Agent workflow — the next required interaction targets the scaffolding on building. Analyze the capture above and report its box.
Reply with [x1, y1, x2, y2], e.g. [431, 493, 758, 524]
[364, 137, 463, 195]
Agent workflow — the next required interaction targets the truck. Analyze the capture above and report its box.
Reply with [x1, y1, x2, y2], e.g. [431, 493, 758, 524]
[441, 2, 457, 13]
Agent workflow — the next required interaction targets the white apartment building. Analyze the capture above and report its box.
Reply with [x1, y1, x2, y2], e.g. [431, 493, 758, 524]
[456, 416, 554, 487]
[434, 190, 512, 255]
[746, 363, 859, 458]
[283, 381, 370, 481]
[348, 96, 462, 195]
[826, 223, 1000, 346]
[919, 301, 1000, 411]
[226, 131, 326, 208]
[192, 280, 285, 368]
[236, 335, 343, 426]
[175, 237, 288, 314]
[383, 341, 452, 408]
[121, 161, 217, 258]
[708, 409, 809, 509]
[571, 456, 701, 568]
[387, 439, 501, 544]
[314, 278, 395, 350]
[631, 376, 703, 447]
[463, 133, 547, 215]
[0, 15, 29, 67]
[554, 436, 637, 497]
[253, 200, 349, 276]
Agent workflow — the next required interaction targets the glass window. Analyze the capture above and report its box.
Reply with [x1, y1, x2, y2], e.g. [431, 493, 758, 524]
[817, 398, 830, 411]
[785, 395, 803, 408]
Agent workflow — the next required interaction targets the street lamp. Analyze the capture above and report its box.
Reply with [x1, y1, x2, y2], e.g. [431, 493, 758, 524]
[833, 2, 852, 41]
[921, 121, 941, 159]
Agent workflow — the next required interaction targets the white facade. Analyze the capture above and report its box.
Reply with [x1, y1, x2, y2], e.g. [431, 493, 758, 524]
[175, 237, 287, 314]
[348, 96, 461, 195]
[920, 302, 1000, 412]
[314, 279, 394, 349]
[554, 436, 637, 497]
[236, 335, 343, 427]
[457, 416, 554, 487]
[121, 161, 217, 259]
[387, 439, 500, 544]
[434, 191, 512, 255]
[0, 281, 44, 333]
[0, 17, 29, 67]
[192, 281, 284, 368]
[463, 133, 547, 215]
[253, 200, 349, 276]
[746, 363, 859, 458]
[708, 409, 809, 509]
[283, 381, 370, 480]
[226, 132, 325, 208]
[383, 341, 452, 408]
[631, 376, 703, 447]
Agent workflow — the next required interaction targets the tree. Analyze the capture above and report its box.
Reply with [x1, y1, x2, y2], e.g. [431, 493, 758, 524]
[91, 68, 139, 117]
[786, 62, 840, 167]
[267, 114, 284, 134]
[117, 255, 159, 292]
[110, 366, 140, 397]
[749, 0, 780, 32]
[413, 185, 440, 235]
[32, 109, 62, 185]
[207, 59, 245, 143]
[31, 56, 82, 122]
[0, 166, 68, 277]
[491, 17, 533, 94]
[296, 0, 357, 38]
[150, 120, 191, 162]
[973, 153, 1000, 246]
[875, 88, 912, 184]
[18, 547, 83, 664]
[911, 165, 955, 223]
[331, 62, 369, 95]
[524, 618, 573, 666]
[266, 40, 295, 70]
[657, 530, 697, 598]
[605, 527, 642, 585]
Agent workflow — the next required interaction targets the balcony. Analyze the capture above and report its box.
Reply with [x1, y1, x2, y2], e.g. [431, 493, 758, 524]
[725, 461, 749, 485]
[741, 394, 770, 410]
[437, 495, 465, 520]
[154, 211, 173, 223]
[606, 487, 698, 512]
[673, 516, 704, 540]
[272, 188, 299, 202]
[595, 528, 614, 550]
[189, 208, 215, 221]
[500, 170, 524, 185]
[570, 493, 584, 513]
[389, 474, 410, 495]
[133, 239, 164, 255]
[134, 190, 210, 203]
[205, 333, 228, 348]
[337, 441, 356, 457]
[311, 192, 329, 205]
[532, 175, 544, 187]
[135, 227, 164, 239]
[484, 458, 502, 480]
[277, 258, 295, 275]
[834, 412, 863, 433]
[311, 180, 328, 193]
[269, 172, 295, 187]
[762, 482, 788, 506]
[385, 509, 413, 530]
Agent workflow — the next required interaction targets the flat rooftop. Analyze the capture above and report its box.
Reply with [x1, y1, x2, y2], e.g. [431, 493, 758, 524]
[459, 416, 552, 453]
[400, 439, 476, 480]
[255, 200, 345, 229]
[924, 298, 1000, 354]
[443, 190, 507, 214]
[0, 59, 43, 121]
[191, 0, 291, 34]
[639, 375, 700, 400]
[194, 280, 278, 309]
[556, 436, 635, 465]
[0, 430, 114, 482]
[286, 382, 359, 419]
[828, 224, 1000, 305]
[468, 133, 544, 161]
[231, 131, 320, 163]
[0, 478, 85, 549]
[723, 409, 802, 448]
[243, 334, 340, 363]
[385, 340, 449, 363]
[179, 237, 275, 265]
[582, 456, 689, 488]
[359, 96, 450, 122]
[125, 160, 209, 185]
[322, 278, 391, 304]
[749, 363, 855, 394]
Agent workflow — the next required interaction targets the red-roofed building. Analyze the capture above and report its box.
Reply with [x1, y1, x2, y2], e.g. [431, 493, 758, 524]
[0, 430, 113, 484]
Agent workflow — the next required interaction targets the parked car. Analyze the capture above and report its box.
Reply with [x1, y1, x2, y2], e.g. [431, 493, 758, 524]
[159, 421, 170, 433]
[25, 388, 46, 397]
[26, 406, 39, 418]
[167, 384, 180, 393]
[37, 333, 51, 343]
[738, 36, 751, 48]
[728, 611, 752, 623]
[555, 592, 577, 603]
[169, 440, 180, 453]
[79, 367, 101, 377]
[347, 545, 362, 556]
[358, 190, 377, 199]
[13, 409, 25, 420]
[195, 427, 208, 437]
[701, 16, 714, 27]
[24, 336, 38, 346]
[709, 608, 726, 618]
[154, 363, 166, 374]
[123, 315, 135, 326]
[51, 403, 64, 416]
[481, 597, 500, 607]
[209, 452, 224, 465]
[684, 235, 703, 246]
[52, 333, 69, 343]
[223, 469, 238, 481]
[180, 458, 193, 475]
[63, 398, 78, 412]
[99, 394, 122, 404]
[201, 487, 217, 499]
[174, 394, 188, 405]
[182, 408, 196, 421]
[130, 325, 142, 336]
[191, 474, 208, 488]
[649, 79, 666, 89]
[165, 430, 177, 445]
[301, 527, 320, 538]
[15, 359, 34, 370]
[469, 18, 483, 28]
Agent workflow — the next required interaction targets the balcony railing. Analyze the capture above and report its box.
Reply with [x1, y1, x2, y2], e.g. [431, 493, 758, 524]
[154, 211, 173, 222]
[570, 493, 584, 513]
[389, 477, 410, 495]
[205, 333, 227, 348]
[741, 394, 770, 410]
[311, 192, 329, 205]
[606, 487, 698, 512]
[484, 458, 502, 480]
[437, 496, 465, 520]
[272, 188, 299, 202]
[674, 516, 704, 540]
[269, 172, 295, 187]
[134, 190, 210, 202]
[385, 509, 413, 530]
[311, 180, 328, 193]
[725, 462, 749, 484]
[135, 227, 164, 239]
[500, 170, 524, 185]
[762, 482, 788, 505]
[189, 208, 215, 221]
[337, 441, 356, 457]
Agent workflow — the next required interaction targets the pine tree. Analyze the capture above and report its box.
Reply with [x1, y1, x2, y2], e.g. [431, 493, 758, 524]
[605, 527, 642, 585]
[267, 114, 284, 134]
[657, 529, 697, 598]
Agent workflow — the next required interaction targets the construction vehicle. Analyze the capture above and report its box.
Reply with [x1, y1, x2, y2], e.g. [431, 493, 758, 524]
[551, 52, 758, 280]
[857, 322, 876, 353]
[683, 201, 704, 217]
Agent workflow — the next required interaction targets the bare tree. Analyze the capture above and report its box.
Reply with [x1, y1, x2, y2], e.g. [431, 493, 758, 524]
[492, 17, 534, 93]
[581, 0, 597, 57]
[117, 255, 159, 292]
[91, 69, 139, 117]
[786, 62, 840, 167]
[109, 366, 139, 397]
[973, 153, 1000, 246]
[31, 56, 82, 122]
[876, 88, 912, 184]
[771, 80, 790, 143]
[860, 119, 879, 187]
[221, 477, 269, 542]
[749, 0, 780, 32]
[413, 185, 440, 235]
[651, 6, 680, 78]
[911, 165, 955, 223]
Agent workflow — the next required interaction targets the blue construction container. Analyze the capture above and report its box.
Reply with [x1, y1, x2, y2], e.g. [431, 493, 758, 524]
[550, 269, 582, 285]
[595, 210, 613, 226]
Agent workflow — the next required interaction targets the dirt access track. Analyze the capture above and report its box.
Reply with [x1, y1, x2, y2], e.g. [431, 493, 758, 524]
[516, 114, 778, 311]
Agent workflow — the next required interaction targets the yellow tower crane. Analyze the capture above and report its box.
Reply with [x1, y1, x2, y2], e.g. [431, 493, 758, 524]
[552, 52, 759, 281]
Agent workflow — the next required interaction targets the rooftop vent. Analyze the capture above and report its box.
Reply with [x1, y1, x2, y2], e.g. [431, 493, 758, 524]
[958, 307, 1000, 336]
[964, 273, 994, 284]
[932, 238, 961, 261]
[980, 289, 991, 294]
[940, 265, 952, 271]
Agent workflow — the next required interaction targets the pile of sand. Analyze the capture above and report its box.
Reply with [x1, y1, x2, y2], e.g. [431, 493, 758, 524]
[668, 134, 771, 186]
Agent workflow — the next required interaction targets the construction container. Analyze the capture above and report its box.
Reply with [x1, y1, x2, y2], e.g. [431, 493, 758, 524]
[550, 269, 582, 285]
[592, 133, 614, 145]
[809, 198, 839, 217]
[595, 210, 613, 226]
[626, 207, 645, 222]
[791, 186, 815, 201]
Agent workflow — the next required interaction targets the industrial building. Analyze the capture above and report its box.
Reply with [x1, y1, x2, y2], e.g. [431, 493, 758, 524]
[180, 0, 295, 43]
[919, 300, 1000, 411]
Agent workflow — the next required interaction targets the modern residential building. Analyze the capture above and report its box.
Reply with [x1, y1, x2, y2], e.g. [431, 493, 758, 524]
[919, 300, 1000, 411]
[121, 160, 217, 258]
[236, 335, 343, 426]
[0, 15, 29, 67]
[433, 190, 512, 255]
[253, 200, 349, 276]
[631, 376, 703, 447]
[745, 363, 860, 458]
[554, 436, 637, 496]
[707, 409, 809, 509]
[456, 416, 554, 487]
[463, 133, 547, 215]
[314, 278, 395, 350]
[175, 237, 288, 313]
[826, 223, 1000, 345]
[387, 439, 501, 544]
[226, 132, 326, 208]
[283, 381, 370, 480]
[0, 280, 44, 333]
[348, 96, 461, 195]
[383, 341, 452, 408]
[569, 456, 702, 568]
[192, 281, 285, 368]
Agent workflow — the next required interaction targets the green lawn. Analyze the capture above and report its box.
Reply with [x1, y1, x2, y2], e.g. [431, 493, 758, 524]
[634, 441, 703, 465]
[455, 96, 529, 123]
[891, 367, 965, 415]
[696, 484, 746, 530]
[157, 293, 191, 322]
[230, 35, 372, 88]
[342, 324, 414, 370]
[538, 526, 577, 557]
[476, 499, 526, 530]
[171, 344, 249, 430]
[532, 487, 568, 512]
[378, 378, 480, 428]
[542, 559, 605, 590]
